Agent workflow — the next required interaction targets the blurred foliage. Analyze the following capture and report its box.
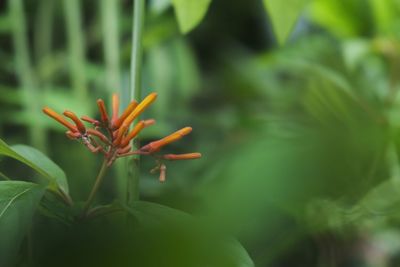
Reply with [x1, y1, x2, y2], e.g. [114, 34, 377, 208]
[2, 0, 400, 266]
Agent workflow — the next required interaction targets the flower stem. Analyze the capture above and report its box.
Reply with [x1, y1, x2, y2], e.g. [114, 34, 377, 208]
[127, 0, 146, 206]
[83, 159, 109, 215]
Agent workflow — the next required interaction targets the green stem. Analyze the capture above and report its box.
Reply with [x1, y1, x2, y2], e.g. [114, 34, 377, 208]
[127, 0, 146, 205]
[83, 160, 109, 215]
[9, 0, 46, 151]
[63, 0, 88, 103]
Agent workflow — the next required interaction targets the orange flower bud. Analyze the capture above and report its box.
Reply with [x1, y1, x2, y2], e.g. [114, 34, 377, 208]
[141, 127, 192, 153]
[65, 130, 81, 140]
[81, 115, 100, 126]
[111, 93, 119, 126]
[120, 121, 145, 148]
[143, 119, 156, 127]
[63, 110, 86, 134]
[113, 125, 128, 146]
[97, 99, 109, 125]
[121, 93, 157, 129]
[87, 128, 109, 144]
[163, 153, 202, 161]
[43, 107, 77, 132]
[117, 144, 132, 155]
[113, 100, 138, 129]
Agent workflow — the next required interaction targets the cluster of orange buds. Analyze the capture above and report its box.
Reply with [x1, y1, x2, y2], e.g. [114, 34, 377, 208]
[43, 93, 201, 182]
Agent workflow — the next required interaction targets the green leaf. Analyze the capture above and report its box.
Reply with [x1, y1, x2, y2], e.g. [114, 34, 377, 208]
[172, 0, 212, 33]
[0, 139, 69, 194]
[0, 181, 45, 266]
[263, 0, 310, 44]
[125, 201, 254, 267]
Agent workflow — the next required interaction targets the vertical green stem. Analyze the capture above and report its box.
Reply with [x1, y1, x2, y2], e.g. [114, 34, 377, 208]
[83, 160, 109, 215]
[9, 0, 46, 151]
[63, 0, 88, 103]
[101, 0, 121, 92]
[127, 0, 146, 205]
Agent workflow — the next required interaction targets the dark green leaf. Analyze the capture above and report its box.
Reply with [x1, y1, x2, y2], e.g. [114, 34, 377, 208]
[0, 181, 45, 266]
[0, 138, 69, 194]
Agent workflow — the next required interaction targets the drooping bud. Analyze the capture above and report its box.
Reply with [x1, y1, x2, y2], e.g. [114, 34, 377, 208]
[63, 110, 86, 134]
[81, 115, 101, 126]
[159, 164, 166, 183]
[43, 107, 78, 132]
[87, 128, 109, 144]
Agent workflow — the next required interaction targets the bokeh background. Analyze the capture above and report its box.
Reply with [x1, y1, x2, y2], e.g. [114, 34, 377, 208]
[2, 0, 400, 266]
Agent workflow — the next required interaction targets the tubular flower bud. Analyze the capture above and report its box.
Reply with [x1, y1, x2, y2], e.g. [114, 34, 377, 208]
[113, 100, 138, 129]
[43, 107, 78, 132]
[117, 145, 132, 155]
[63, 110, 86, 134]
[111, 93, 119, 126]
[141, 127, 192, 153]
[65, 131, 81, 140]
[81, 116, 100, 126]
[143, 119, 156, 127]
[120, 121, 145, 148]
[121, 93, 158, 129]
[113, 125, 128, 146]
[87, 129, 109, 144]
[97, 99, 109, 125]
[163, 153, 202, 161]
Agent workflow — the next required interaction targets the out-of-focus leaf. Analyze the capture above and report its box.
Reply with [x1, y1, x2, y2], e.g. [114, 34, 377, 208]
[171, 0, 212, 33]
[0, 139, 69, 194]
[0, 181, 45, 267]
[0, 15, 10, 33]
[310, 0, 373, 37]
[263, 0, 310, 44]
[150, 0, 171, 15]
[125, 201, 254, 267]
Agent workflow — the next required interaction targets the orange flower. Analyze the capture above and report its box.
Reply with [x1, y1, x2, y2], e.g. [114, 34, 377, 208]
[111, 93, 119, 126]
[113, 100, 138, 129]
[120, 120, 145, 148]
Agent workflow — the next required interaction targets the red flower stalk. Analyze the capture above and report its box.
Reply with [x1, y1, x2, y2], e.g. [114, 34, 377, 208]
[43, 92, 201, 182]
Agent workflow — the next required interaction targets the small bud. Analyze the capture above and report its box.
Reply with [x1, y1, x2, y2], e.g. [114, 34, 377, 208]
[97, 99, 109, 125]
[143, 119, 156, 127]
[111, 93, 119, 126]
[81, 116, 101, 126]
[43, 107, 77, 132]
[65, 131, 81, 140]
[163, 153, 202, 161]
[87, 129, 109, 144]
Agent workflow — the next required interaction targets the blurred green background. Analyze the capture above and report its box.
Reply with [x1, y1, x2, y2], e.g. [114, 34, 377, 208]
[3, 0, 400, 266]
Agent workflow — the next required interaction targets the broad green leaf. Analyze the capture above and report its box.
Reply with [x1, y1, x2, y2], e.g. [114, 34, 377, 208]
[263, 0, 310, 44]
[0, 139, 69, 194]
[126, 201, 254, 267]
[0, 181, 45, 266]
[172, 0, 212, 33]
